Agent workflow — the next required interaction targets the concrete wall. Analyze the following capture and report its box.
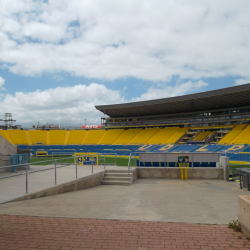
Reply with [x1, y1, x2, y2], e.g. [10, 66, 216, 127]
[137, 167, 224, 180]
[2, 171, 105, 204]
[0, 135, 17, 172]
[220, 156, 230, 180]
[239, 195, 250, 238]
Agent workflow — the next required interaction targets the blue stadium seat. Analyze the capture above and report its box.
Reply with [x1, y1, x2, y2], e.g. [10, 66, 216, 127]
[210, 162, 216, 167]
[170, 145, 200, 153]
[145, 162, 152, 167]
[78, 145, 94, 152]
[230, 153, 250, 162]
[49, 145, 63, 150]
[63, 145, 78, 151]
[169, 162, 176, 167]
[201, 162, 209, 167]
[140, 162, 145, 167]
[153, 162, 159, 167]
[194, 145, 222, 152]
[193, 162, 201, 167]
[161, 162, 166, 167]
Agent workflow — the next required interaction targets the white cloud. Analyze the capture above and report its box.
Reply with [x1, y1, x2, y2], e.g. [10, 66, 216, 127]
[234, 78, 250, 86]
[0, 83, 125, 126]
[0, 80, 208, 127]
[0, 77, 6, 90]
[0, 0, 250, 81]
[22, 22, 65, 42]
[132, 80, 208, 102]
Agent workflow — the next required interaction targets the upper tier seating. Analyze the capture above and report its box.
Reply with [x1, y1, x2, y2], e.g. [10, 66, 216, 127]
[29, 130, 47, 145]
[230, 124, 250, 144]
[50, 130, 67, 145]
[193, 131, 212, 141]
[98, 129, 124, 144]
[147, 127, 179, 144]
[83, 130, 106, 144]
[113, 129, 142, 144]
[218, 124, 247, 144]
[129, 128, 160, 144]
[67, 130, 86, 144]
[7, 130, 29, 145]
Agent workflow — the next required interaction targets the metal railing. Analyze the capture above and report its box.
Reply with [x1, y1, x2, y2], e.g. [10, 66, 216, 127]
[127, 153, 137, 184]
[227, 164, 250, 182]
[136, 152, 221, 168]
[0, 154, 108, 194]
[237, 168, 250, 191]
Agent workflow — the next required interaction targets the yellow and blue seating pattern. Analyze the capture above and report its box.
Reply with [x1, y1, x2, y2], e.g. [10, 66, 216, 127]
[1, 126, 250, 163]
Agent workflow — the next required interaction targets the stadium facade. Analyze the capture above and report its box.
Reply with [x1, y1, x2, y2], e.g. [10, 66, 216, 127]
[96, 83, 250, 129]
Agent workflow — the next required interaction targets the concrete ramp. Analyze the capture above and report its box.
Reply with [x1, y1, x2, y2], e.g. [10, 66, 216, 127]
[0, 135, 17, 172]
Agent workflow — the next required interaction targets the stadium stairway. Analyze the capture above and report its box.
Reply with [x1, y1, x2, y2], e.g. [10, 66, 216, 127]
[101, 170, 132, 185]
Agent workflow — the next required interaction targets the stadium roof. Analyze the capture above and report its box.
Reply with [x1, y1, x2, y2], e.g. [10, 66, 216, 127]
[95, 83, 250, 118]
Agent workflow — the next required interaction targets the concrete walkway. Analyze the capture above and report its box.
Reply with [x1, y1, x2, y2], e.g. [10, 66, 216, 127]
[0, 179, 248, 224]
[0, 164, 124, 203]
[1, 215, 250, 250]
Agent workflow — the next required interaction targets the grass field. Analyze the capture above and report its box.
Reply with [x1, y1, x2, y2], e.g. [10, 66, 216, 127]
[228, 164, 250, 175]
[30, 156, 250, 171]
[30, 155, 137, 167]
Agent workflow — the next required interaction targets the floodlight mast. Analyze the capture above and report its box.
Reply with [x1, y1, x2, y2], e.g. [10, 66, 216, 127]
[0, 113, 17, 128]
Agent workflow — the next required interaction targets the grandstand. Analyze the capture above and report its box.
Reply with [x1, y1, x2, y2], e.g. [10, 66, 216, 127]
[2, 84, 250, 163]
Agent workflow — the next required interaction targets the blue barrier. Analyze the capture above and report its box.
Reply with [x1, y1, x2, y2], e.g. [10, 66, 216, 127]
[10, 153, 30, 173]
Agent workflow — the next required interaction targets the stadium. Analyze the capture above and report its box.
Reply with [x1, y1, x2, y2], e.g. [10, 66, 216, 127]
[1, 83, 250, 166]
[1, 81, 250, 245]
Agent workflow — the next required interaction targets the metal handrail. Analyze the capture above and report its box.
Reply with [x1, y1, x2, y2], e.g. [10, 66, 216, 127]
[0, 153, 111, 194]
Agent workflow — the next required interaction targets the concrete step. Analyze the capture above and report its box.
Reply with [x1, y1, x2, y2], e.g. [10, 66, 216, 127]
[105, 170, 130, 173]
[103, 177, 132, 181]
[101, 180, 131, 186]
[104, 173, 132, 177]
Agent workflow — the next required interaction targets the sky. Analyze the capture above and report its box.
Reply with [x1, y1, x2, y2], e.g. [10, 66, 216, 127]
[0, 0, 250, 127]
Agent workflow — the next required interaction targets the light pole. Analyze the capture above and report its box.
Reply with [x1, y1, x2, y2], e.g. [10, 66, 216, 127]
[85, 119, 86, 125]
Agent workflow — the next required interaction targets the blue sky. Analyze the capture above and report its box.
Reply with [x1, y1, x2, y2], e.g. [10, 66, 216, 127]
[0, 0, 250, 127]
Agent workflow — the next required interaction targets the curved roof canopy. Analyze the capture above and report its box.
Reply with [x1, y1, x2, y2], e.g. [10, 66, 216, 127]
[95, 83, 250, 118]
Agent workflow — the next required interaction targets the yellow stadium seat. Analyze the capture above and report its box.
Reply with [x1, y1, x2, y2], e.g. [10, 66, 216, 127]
[67, 130, 86, 144]
[0, 130, 10, 142]
[230, 124, 250, 144]
[147, 127, 179, 144]
[82, 130, 106, 144]
[218, 124, 247, 144]
[7, 130, 29, 145]
[98, 129, 124, 144]
[165, 127, 189, 144]
[113, 129, 142, 144]
[29, 130, 47, 145]
[50, 130, 67, 145]
[129, 128, 160, 144]
[193, 131, 212, 141]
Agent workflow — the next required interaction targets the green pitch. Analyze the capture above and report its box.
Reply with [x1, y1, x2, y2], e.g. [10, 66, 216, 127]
[30, 155, 137, 167]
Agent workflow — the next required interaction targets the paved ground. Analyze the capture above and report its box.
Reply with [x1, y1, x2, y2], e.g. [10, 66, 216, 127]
[0, 179, 248, 224]
[0, 215, 249, 250]
[0, 164, 122, 203]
